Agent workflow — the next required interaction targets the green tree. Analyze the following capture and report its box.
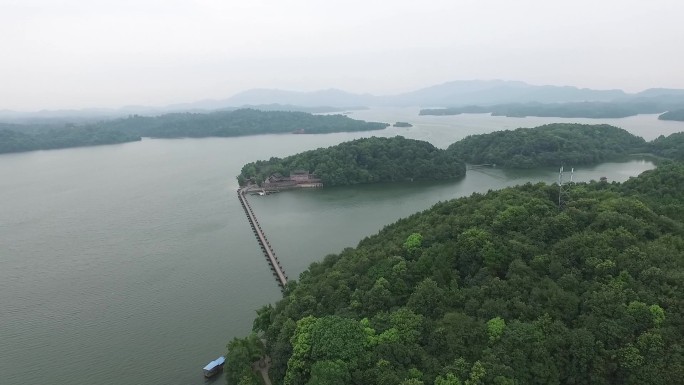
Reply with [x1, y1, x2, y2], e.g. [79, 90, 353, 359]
[404, 233, 424, 252]
[487, 317, 506, 342]
[307, 360, 350, 385]
[435, 373, 463, 385]
[465, 361, 486, 385]
[407, 278, 445, 318]
[225, 333, 264, 385]
[649, 304, 665, 326]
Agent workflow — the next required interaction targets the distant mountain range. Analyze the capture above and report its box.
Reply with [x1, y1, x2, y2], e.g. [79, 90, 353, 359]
[221, 80, 684, 108]
[3, 80, 684, 122]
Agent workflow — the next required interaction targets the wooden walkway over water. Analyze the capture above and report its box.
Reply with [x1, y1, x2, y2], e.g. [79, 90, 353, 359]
[237, 188, 288, 289]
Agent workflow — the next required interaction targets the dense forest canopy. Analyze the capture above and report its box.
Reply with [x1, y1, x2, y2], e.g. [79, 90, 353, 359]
[659, 108, 684, 121]
[227, 163, 684, 385]
[419, 102, 672, 119]
[446, 123, 647, 168]
[0, 109, 388, 154]
[238, 136, 466, 186]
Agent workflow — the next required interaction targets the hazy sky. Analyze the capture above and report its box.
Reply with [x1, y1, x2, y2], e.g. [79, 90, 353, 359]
[2, 0, 683, 110]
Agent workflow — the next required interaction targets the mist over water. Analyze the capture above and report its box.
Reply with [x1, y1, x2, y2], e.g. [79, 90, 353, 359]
[0, 110, 675, 385]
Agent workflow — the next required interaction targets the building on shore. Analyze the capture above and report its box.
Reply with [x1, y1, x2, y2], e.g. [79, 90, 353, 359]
[262, 170, 323, 189]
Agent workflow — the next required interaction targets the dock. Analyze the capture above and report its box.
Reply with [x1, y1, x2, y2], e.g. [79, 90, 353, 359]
[467, 163, 496, 170]
[237, 188, 288, 289]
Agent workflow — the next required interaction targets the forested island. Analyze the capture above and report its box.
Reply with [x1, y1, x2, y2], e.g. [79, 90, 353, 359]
[658, 108, 684, 121]
[238, 124, 677, 187]
[420, 102, 668, 119]
[0, 109, 389, 154]
[226, 162, 684, 385]
[102, 108, 388, 137]
[238, 136, 466, 187]
[446, 123, 647, 168]
[393, 122, 413, 127]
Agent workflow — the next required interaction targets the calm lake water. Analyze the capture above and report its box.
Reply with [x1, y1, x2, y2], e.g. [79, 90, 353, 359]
[0, 109, 679, 385]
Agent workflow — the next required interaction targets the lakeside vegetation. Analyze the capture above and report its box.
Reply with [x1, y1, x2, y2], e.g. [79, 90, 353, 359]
[658, 108, 684, 121]
[227, 162, 684, 385]
[446, 123, 647, 168]
[238, 136, 466, 187]
[0, 109, 389, 154]
[420, 102, 668, 118]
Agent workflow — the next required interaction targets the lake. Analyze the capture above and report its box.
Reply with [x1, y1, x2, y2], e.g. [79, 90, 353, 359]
[0, 110, 678, 385]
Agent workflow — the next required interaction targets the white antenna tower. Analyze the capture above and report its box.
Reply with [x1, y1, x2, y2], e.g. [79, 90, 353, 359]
[558, 166, 564, 208]
[558, 166, 574, 208]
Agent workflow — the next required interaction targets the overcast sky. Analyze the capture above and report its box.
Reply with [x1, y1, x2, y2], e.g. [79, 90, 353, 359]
[2, 0, 683, 111]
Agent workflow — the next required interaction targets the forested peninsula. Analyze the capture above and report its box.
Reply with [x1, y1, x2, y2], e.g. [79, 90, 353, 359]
[658, 108, 684, 121]
[446, 123, 647, 168]
[0, 109, 389, 154]
[650, 132, 684, 161]
[227, 162, 684, 385]
[420, 102, 670, 119]
[0, 124, 141, 154]
[238, 136, 466, 187]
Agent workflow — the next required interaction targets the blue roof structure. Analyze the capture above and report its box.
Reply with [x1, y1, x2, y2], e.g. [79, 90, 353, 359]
[203, 356, 226, 371]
